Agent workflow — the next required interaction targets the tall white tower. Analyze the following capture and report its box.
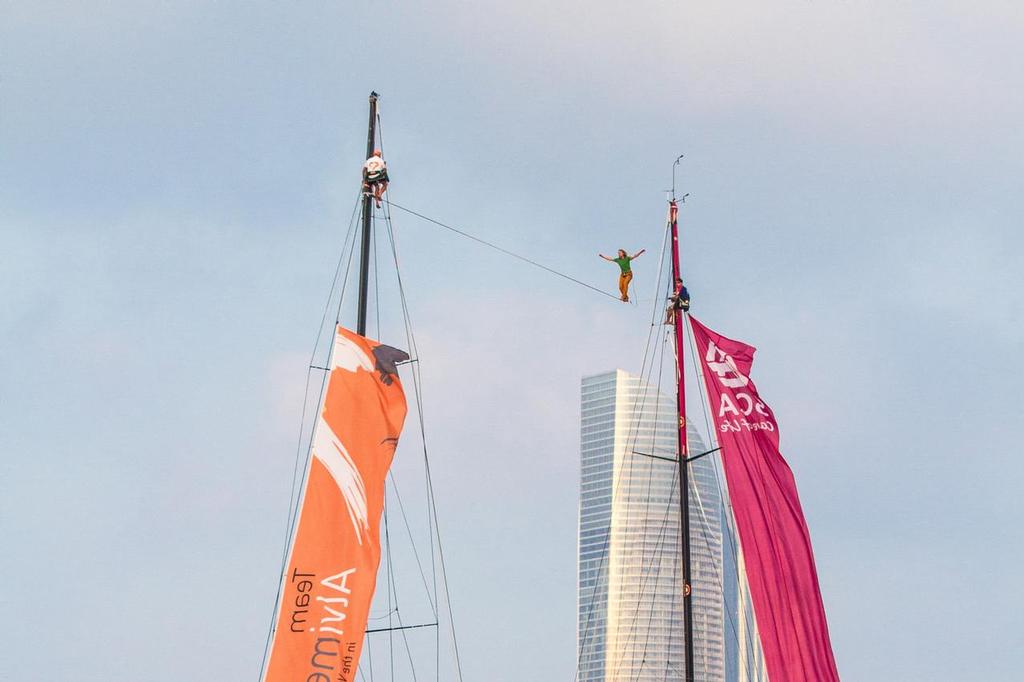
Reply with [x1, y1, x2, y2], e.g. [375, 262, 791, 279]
[578, 370, 726, 682]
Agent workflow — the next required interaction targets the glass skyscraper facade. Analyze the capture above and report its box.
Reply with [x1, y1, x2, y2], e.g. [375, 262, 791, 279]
[724, 516, 770, 682]
[578, 370, 726, 682]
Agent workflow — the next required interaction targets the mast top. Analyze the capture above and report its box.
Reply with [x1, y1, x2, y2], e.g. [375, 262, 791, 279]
[671, 154, 684, 201]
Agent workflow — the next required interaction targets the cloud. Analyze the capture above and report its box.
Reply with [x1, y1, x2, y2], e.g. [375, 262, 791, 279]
[885, 218, 1022, 341]
[3, 1, 1024, 679]
[402, 0, 1024, 145]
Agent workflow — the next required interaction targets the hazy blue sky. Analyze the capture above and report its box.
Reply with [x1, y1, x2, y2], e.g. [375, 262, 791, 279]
[3, 2, 1022, 680]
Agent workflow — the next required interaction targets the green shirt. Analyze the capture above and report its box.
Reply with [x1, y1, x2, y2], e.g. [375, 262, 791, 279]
[613, 256, 632, 274]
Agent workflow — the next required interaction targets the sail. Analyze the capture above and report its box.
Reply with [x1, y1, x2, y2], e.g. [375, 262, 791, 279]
[263, 326, 408, 682]
[689, 316, 840, 682]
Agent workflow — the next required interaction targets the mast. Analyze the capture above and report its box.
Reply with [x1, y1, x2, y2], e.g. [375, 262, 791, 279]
[356, 91, 380, 336]
[670, 156, 695, 682]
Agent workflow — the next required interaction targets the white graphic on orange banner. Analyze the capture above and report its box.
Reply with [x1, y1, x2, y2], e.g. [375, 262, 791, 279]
[263, 327, 408, 682]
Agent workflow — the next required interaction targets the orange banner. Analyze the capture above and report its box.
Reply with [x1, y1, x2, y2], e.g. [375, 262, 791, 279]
[264, 327, 408, 682]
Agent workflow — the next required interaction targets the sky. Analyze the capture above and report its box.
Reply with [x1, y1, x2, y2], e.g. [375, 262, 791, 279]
[2, 1, 1023, 680]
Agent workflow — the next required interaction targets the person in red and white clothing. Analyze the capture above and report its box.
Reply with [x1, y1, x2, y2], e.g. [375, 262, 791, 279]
[363, 149, 389, 208]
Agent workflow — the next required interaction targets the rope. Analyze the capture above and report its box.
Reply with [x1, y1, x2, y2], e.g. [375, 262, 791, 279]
[382, 502, 397, 681]
[573, 219, 673, 682]
[575, 206, 755, 682]
[380, 192, 466, 682]
[380, 491, 423, 682]
[689, 462, 758, 682]
[686, 316, 764, 680]
[610, 226, 693, 680]
[365, 614, 376, 682]
[257, 188, 363, 682]
[377, 114, 453, 682]
[609, 333, 672, 681]
[388, 472, 438, 615]
[264, 109, 461, 682]
[384, 199, 620, 301]
[373, 211, 382, 339]
[366, 110, 461, 682]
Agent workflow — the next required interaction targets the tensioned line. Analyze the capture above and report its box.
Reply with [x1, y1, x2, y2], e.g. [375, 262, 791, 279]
[384, 199, 620, 301]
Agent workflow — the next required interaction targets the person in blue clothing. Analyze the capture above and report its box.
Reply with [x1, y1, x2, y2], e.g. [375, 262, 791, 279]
[664, 277, 690, 324]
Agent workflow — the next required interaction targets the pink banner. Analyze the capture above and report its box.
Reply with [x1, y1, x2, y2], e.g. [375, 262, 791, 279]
[689, 316, 840, 682]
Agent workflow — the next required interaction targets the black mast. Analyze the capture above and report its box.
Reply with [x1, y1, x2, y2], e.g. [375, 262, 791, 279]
[356, 91, 379, 336]
[670, 156, 695, 682]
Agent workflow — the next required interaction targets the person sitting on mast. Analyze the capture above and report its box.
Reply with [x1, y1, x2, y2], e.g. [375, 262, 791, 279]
[599, 248, 646, 302]
[664, 277, 690, 325]
[363, 149, 389, 208]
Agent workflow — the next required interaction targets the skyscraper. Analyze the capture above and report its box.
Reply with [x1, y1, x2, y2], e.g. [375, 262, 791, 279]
[724, 514, 770, 682]
[578, 370, 726, 682]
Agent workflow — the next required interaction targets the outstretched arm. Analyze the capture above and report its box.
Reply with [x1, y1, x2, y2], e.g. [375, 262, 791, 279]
[598, 254, 613, 261]
[631, 248, 646, 259]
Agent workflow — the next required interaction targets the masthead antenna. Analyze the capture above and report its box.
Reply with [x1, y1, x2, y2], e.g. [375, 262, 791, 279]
[671, 154, 685, 201]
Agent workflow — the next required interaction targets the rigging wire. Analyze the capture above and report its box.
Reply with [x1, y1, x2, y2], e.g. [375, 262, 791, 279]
[385, 214, 465, 682]
[374, 211, 382, 339]
[376, 105, 445, 682]
[371, 207, 422, 682]
[377, 117, 680, 682]
[625, 211, 758, 682]
[609, 329, 671, 680]
[611, 227, 700, 681]
[368, 608, 400, 621]
[573, 217, 672, 682]
[366, 614, 376, 682]
[378, 447, 418, 679]
[605, 206, 759, 682]
[620, 351, 748, 682]
[266, 119, 739, 682]
[282, 190, 363, 559]
[574, 223, 669, 674]
[338, 111, 453, 682]
[376, 113, 455, 682]
[575, 325, 660, 679]
[574, 203, 758, 682]
[384, 199, 620, 301]
[685, 315, 764, 679]
[263, 111, 461, 682]
[380, 186, 466, 682]
[383, 494, 394, 679]
[388, 473, 439, 615]
[257, 188, 363, 681]
[375, 111, 422, 682]
[625, 335, 680, 682]
[688, 467, 758, 682]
